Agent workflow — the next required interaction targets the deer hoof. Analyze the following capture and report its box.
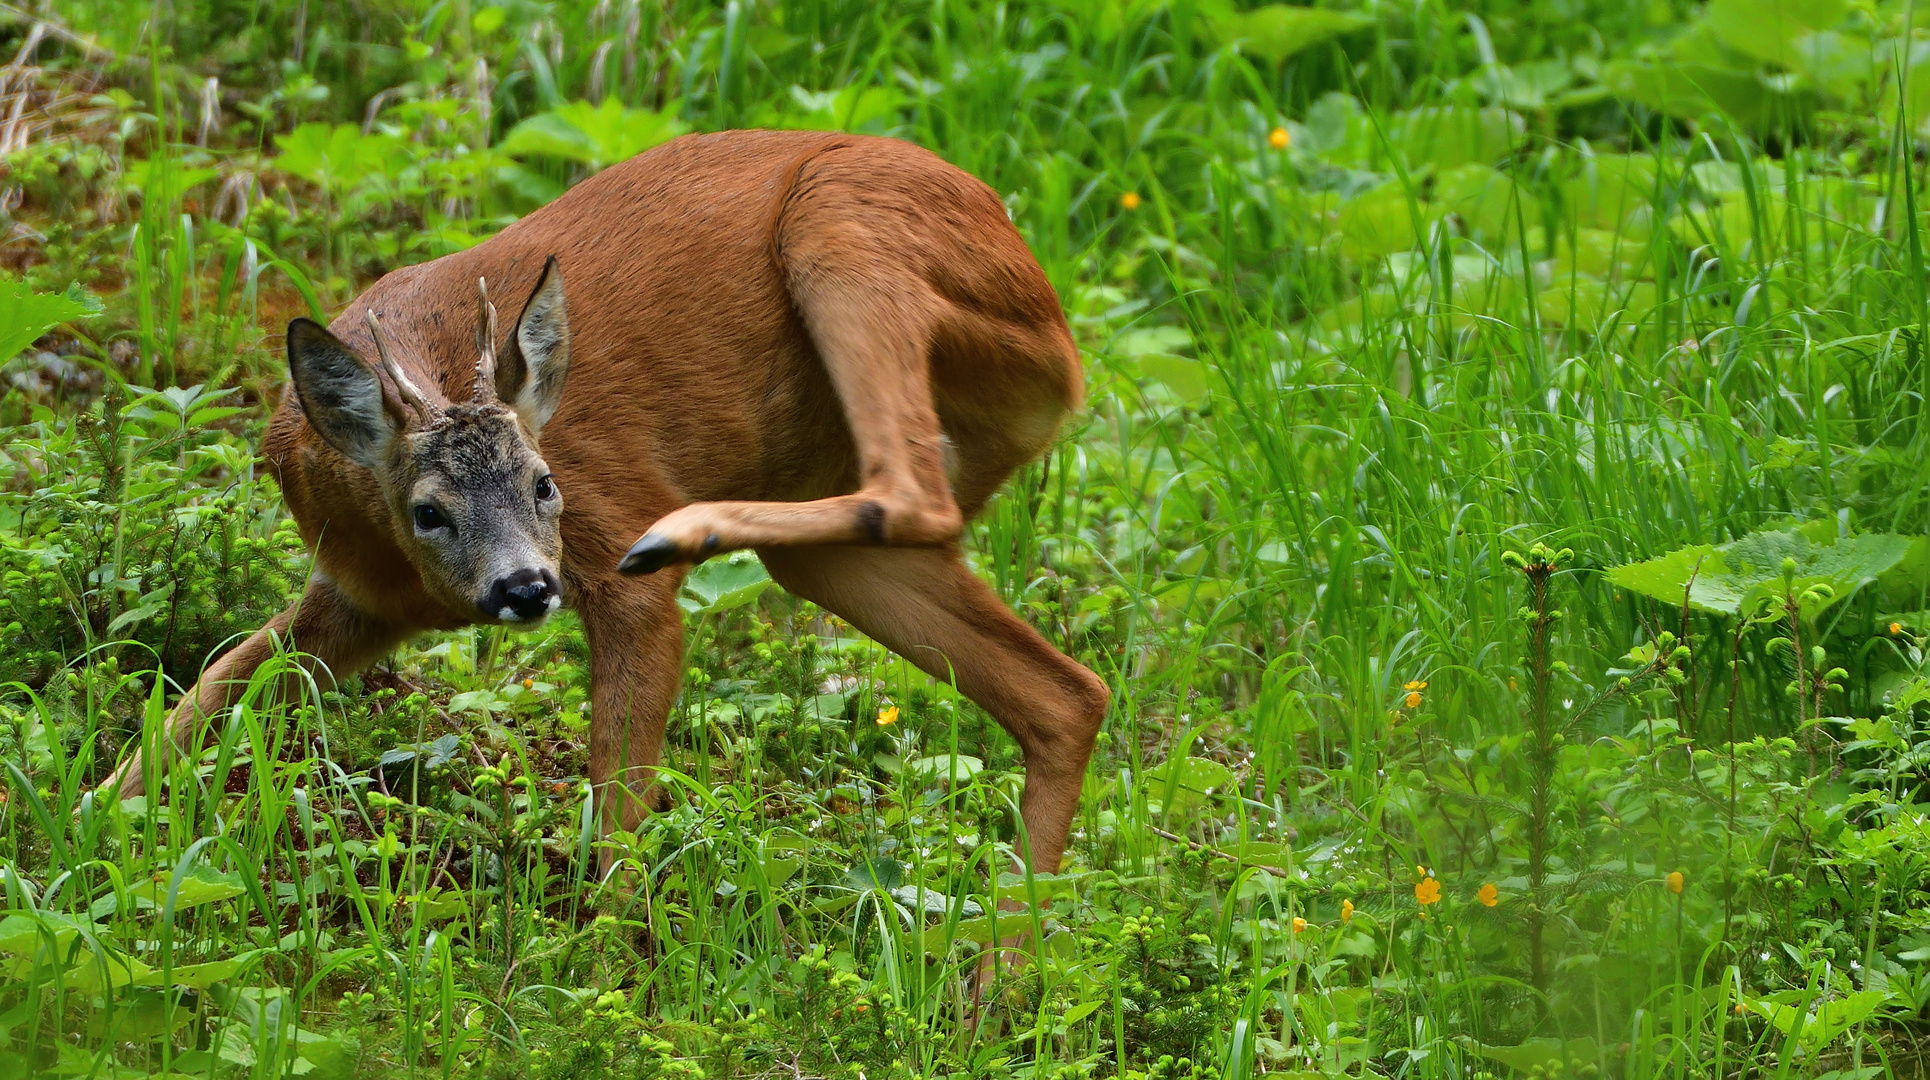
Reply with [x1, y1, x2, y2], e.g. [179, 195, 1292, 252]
[618, 533, 682, 575]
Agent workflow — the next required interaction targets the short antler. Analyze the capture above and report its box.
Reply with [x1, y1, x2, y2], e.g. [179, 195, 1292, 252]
[363, 309, 435, 423]
[474, 276, 499, 403]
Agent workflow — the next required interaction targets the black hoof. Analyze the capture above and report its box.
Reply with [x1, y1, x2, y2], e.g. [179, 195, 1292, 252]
[618, 533, 681, 575]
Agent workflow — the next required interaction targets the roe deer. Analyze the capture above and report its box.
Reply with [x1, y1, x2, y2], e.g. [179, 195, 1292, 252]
[107, 129, 1110, 880]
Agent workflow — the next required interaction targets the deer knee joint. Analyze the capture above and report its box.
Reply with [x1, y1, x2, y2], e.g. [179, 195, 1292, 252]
[855, 489, 962, 545]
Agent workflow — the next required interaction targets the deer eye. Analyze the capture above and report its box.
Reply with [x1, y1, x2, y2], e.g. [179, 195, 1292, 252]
[534, 474, 557, 501]
[412, 504, 450, 532]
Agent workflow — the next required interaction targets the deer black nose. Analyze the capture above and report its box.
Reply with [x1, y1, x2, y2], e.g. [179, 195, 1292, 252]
[483, 568, 559, 623]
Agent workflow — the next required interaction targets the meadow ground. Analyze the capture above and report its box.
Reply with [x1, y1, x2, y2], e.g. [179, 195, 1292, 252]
[6, 0, 1930, 1076]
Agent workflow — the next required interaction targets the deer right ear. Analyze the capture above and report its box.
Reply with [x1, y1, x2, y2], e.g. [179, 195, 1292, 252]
[288, 318, 401, 470]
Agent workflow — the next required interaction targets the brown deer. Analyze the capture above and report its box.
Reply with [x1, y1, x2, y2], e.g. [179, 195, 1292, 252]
[107, 129, 1110, 882]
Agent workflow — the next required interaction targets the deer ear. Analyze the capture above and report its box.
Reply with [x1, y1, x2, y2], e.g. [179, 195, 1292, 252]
[497, 256, 571, 439]
[288, 318, 401, 469]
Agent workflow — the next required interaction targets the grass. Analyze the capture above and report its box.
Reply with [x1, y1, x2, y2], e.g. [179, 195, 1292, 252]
[6, 0, 1930, 1075]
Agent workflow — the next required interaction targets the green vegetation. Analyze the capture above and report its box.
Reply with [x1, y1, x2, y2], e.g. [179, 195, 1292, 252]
[8, 0, 1930, 1075]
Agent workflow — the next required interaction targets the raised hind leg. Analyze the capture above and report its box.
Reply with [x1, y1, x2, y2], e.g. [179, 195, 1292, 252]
[617, 266, 962, 573]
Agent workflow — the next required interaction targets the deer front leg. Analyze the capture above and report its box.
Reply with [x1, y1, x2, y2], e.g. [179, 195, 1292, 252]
[104, 577, 403, 798]
[576, 573, 687, 879]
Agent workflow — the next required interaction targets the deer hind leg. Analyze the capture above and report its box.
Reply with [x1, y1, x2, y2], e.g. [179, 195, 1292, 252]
[106, 576, 401, 797]
[756, 544, 1110, 875]
[619, 271, 962, 574]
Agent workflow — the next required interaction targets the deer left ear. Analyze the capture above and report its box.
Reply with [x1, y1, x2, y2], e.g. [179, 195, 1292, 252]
[497, 256, 570, 440]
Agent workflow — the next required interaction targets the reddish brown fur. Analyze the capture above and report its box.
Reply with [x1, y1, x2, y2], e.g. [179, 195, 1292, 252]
[108, 130, 1108, 880]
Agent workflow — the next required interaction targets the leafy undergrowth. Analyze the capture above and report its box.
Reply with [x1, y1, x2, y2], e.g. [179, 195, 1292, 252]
[12, 0, 1930, 1077]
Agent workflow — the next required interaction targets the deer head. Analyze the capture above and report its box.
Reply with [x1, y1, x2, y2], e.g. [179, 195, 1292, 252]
[286, 257, 573, 625]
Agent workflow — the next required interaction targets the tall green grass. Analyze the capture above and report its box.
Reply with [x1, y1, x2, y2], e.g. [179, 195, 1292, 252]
[5, 0, 1930, 1075]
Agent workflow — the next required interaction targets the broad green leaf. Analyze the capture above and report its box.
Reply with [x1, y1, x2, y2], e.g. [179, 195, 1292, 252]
[888, 884, 981, 916]
[0, 911, 85, 958]
[773, 84, 905, 133]
[1061, 999, 1104, 1026]
[90, 987, 196, 1040]
[1601, 57, 1800, 133]
[745, 830, 809, 887]
[1337, 184, 1424, 260]
[1238, 840, 1295, 871]
[846, 856, 903, 892]
[1608, 528, 1910, 618]
[1750, 989, 1884, 1049]
[1474, 1038, 1601, 1075]
[1391, 106, 1523, 171]
[1147, 754, 1237, 797]
[273, 122, 402, 191]
[1114, 325, 1193, 358]
[445, 689, 507, 714]
[1207, 4, 1376, 64]
[1473, 59, 1575, 111]
[1562, 154, 1658, 233]
[0, 277, 98, 366]
[905, 753, 984, 783]
[136, 950, 267, 989]
[67, 950, 151, 995]
[924, 916, 995, 952]
[130, 864, 248, 909]
[399, 888, 469, 922]
[1706, 0, 1847, 68]
[680, 552, 772, 614]
[497, 99, 687, 170]
[1136, 355, 1210, 402]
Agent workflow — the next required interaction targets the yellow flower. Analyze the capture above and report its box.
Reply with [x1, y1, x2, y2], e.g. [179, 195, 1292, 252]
[1405, 691, 1423, 709]
[1667, 871, 1684, 894]
[1268, 126, 1290, 149]
[1292, 916, 1307, 933]
[1478, 882, 1498, 907]
[1404, 680, 1428, 691]
[1890, 622, 1903, 635]
[876, 706, 899, 727]
[1341, 898, 1354, 922]
[1120, 191, 1141, 210]
[522, 678, 534, 690]
[1415, 877, 1441, 905]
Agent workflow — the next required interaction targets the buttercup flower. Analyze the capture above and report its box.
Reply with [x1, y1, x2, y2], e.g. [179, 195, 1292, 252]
[1269, 127, 1290, 149]
[1403, 680, 1427, 709]
[1667, 871, 1684, 894]
[1292, 916, 1307, 933]
[1478, 882, 1498, 907]
[1120, 191, 1141, 210]
[876, 706, 900, 727]
[1891, 622, 1903, 635]
[1415, 876, 1441, 905]
[1341, 899, 1354, 922]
